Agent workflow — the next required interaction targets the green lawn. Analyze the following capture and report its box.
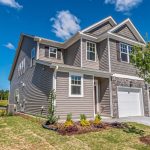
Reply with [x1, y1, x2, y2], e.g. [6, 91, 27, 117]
[0, 116, 150, 150]
[0, 100, 8, 107]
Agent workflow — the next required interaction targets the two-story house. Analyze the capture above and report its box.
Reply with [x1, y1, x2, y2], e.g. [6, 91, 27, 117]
[8, 16, 150, 120]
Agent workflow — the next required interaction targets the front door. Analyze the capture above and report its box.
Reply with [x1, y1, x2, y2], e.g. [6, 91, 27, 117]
[94, 80, 99, 115]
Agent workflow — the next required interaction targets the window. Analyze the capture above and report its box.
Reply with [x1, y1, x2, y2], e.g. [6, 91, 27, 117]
[120, 43, 132, 63]
[14, 89, 19, 103]
[69, 73, 83, 97]
[31, 48, 35, 67]
[18, 58, 26, 76]
[86, 41, 96, 61]
[49, 47, 57, 58]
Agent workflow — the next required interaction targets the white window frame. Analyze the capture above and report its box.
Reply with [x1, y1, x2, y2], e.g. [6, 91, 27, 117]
[14, 89, 19, 103]
[69, 72, 83, 97]
[86, 41, 96, 62]
[31, 48, 36, 67]
[18, 58, 26, 76]
[49, 47, 57, 58]
[120, 43, 132, 63]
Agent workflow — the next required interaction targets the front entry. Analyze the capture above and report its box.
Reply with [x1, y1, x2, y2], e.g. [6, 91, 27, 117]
[94, 80, 99, 115]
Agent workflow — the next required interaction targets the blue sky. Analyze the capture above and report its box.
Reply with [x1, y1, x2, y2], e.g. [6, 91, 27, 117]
[0, 0, 149, 90]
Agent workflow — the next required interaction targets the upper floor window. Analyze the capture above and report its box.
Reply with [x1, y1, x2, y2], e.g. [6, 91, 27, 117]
[18, 58, 25, 76]
[31, 48, 36, 67]
[69, 73, 83, 97]
[120, 43, 132, 63]
[86, 41, 96, 61]
[49, 47, 57, 58]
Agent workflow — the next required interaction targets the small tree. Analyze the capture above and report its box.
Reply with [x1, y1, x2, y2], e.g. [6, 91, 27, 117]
[130, 43, 150, 83]
[47, 90, 59, 124]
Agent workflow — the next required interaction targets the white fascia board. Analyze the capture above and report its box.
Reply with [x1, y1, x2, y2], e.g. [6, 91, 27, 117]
[112, 73, 144, 80]
[81, 16, 117, 33]
[108, 32, 146, 46]
[108, 19, 146, 44]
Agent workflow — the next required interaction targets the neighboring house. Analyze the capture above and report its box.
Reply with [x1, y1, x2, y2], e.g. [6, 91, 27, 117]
[8, 16, 150, 120]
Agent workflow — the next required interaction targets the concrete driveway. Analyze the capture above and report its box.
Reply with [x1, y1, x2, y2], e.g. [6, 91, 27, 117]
[103, 117, 150, 126]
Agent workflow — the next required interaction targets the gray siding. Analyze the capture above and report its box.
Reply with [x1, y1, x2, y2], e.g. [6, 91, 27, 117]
[56, 71, 94, 120]
[82, 39, 99, 69]
[97, 39, 109, 71]
[85, 21, 113, 37]
[39, 44, 64, 64]
[64, 40, 81, 67]
[100, 78, 110, 116]
[9, 36, 53, 115]
[110, 39, 137, 76]
[114, 24, 138, 41]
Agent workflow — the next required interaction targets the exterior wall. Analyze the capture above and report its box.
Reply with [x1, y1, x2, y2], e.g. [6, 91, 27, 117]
[56, 71, 94, 120]
[97, 39, 109, 71]
[39, 44, 64, 64]
[111, 77, 149, 117]
[82, 39, 109, 71]
[99, 78, 111, 116]
[110, 39, 137, 76]
[114, 24, 138, 41]
[64, 40, 81, 67]
[85, 21, 113, 37]
[9, 36, 54, 115]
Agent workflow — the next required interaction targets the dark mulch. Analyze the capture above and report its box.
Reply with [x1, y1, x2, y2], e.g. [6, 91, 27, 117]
[45, 121, 111, 136]
[140, 135, 150, 145]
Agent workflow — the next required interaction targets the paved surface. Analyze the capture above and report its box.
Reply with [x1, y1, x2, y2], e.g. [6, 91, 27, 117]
[103, 117, 150, 126]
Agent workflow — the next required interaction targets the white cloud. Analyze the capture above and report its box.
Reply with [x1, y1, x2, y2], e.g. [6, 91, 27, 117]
[50, 10, 81, 40]
[0, 0, 23, 9]
[105, 0, 143, 12]
[5, 42, 15, 49]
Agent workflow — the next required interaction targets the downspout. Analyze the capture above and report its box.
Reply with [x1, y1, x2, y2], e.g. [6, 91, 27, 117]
[107, 36, 113, 117]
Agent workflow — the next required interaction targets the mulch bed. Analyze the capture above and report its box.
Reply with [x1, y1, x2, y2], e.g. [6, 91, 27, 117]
[44, 121, 111, 136]
[140, 135, 150, 145]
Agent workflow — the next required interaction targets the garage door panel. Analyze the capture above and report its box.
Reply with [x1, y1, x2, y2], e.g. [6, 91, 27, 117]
[118, 88, 143, 117]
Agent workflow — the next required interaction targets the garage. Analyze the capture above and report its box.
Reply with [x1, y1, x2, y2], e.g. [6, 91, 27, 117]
[117, 87, 144, 117]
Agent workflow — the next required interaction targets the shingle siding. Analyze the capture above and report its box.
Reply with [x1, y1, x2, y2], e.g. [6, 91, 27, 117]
[114, 24, 138, 41]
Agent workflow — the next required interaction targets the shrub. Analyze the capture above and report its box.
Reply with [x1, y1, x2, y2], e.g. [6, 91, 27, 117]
[0, 110, 6, 116]
[46, 90, 59, 125]
[93, 114, 102, 125]
[80, 114, 90, 126]
[64, 113, 73, 127]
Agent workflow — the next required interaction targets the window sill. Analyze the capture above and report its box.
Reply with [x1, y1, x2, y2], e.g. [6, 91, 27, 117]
[68, 95, 84, 98]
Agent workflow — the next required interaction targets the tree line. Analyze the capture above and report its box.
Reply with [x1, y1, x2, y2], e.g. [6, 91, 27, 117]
[0, 90, 9, 100]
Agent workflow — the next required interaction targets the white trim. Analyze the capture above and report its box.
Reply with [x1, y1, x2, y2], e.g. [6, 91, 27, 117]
[94, 79, 99, 115]
[108, 32, 146, 46]
[49, 47, 57, 58]
[107, 36, 111, 72]
[112, 73, 143, 80]
[108, 18, 146, 44]
[36, 42, 40, 60]
[86, 41, 97, 62]
[109, 77, 113, 117]
[80, 38, 83, 68]
[93, 75, 95, 117]
[117, 86, 144, 117]
[69, 72, 83, 97]
[147, 88, 150, 116]
[81, 16, 117, 33]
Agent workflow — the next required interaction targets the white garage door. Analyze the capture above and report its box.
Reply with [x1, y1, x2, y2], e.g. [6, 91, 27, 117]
[118, 87, 144, 117]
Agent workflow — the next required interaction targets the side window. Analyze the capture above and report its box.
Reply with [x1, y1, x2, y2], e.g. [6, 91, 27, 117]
[120, 43, 132, 63]
[18, 58, 26, 77]
[69, 73, 83, 97]
[86, 41, 96, 61]
[31, 48, 36, 67]
[49, 47, 57, 58]
[14, 89, 19, 103]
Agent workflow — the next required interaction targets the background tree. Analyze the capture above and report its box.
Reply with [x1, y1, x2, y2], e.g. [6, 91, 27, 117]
[130, 43, 150, 83]
[0, 90, 9, 100]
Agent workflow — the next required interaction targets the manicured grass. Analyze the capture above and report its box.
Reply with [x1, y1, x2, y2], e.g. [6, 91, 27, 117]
[0, 100, 8, 107]
[0, 116, 150, 150]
